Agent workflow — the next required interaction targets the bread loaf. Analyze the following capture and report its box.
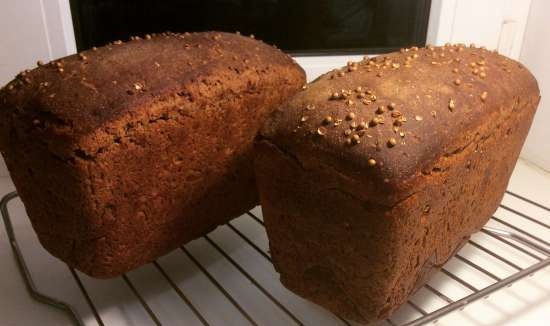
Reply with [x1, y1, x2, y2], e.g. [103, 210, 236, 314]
[0, 32, 305, 278]
[254, 45, 539, 323]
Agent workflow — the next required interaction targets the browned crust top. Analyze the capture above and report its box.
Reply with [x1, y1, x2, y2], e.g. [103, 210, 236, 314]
[0, 31, 300, 138]
[260, 44, 539, 195]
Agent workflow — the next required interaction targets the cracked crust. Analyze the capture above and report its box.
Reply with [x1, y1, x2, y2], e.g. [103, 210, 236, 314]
[0, 32, 305, 277]
[254, 45, 539, 323]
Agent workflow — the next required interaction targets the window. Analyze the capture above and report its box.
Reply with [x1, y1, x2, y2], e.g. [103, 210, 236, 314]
[70, 0, 431, 54]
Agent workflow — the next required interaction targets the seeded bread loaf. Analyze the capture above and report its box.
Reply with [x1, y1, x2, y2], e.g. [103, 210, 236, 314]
[0, 32, 305, 278]
[254, 45, 539, 323]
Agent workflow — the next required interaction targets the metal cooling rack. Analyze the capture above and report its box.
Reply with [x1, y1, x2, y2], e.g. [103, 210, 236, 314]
[1, 190, 549, 326]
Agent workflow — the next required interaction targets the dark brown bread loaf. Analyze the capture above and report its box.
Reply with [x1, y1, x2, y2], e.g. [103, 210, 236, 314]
[254, 44, 539, 323]
[0, 32, 305, 278]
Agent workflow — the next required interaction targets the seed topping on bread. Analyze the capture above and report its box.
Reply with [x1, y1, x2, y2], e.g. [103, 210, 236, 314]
[480, 91, 488, 102]
[287, 43, 517, 175]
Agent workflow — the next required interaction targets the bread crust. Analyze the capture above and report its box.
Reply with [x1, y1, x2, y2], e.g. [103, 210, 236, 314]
[254, 45, 539, 323]
[0, 32, 305, 277]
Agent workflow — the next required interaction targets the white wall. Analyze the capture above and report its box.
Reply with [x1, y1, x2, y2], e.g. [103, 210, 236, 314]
[519, 0, 550, 172]
[427, 0, 531, 60]
[0, 0, 76, 86]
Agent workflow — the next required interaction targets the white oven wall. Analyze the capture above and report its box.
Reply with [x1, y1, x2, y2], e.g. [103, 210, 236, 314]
[518, 0, 550, 173]
[0, 0, 547, 176]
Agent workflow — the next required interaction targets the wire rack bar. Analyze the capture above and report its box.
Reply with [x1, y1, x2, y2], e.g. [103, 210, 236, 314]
[226, 221, 272, 262]
[454, 254, 502, 281]
[121, 274, 162, 325]
[1, 190, 549, 326]
[491, 216, 550, 247]
[499, 204, 550, 229]
[246, 212, 265, 226]
[423, 284, 453, 304]
[440, 268, 479, 292]
[483, 226, 550, 256]
[406, 301, 428, 315]
[1, 192, 84, 326]
[152, 261, 210, 326]
[208, 226, 351, 326]
[337, 316, 352, 326]
[69, 268, 105, 326]
[480, 228, 545, 261]
[467, 240, 523, 270]
[203, 235, 306, 326]
[181, 246, 259, 326]
[505, 190, 550, 212]
[403, 258, 550, 326]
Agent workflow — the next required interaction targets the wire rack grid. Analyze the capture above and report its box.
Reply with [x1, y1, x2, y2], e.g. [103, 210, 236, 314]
[1, 189, 549, 326]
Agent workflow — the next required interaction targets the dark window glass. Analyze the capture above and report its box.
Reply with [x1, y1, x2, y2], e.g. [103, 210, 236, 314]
[70, 0, 431, 54]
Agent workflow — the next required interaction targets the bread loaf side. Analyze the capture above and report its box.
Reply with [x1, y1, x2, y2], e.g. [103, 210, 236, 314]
[254, 44, 539, 322]
[0, 32, 305, 277]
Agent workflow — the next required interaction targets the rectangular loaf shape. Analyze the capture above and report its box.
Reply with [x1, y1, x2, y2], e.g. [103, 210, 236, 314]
[0, 32, 305, 277]
[254, 45, 539, 323]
